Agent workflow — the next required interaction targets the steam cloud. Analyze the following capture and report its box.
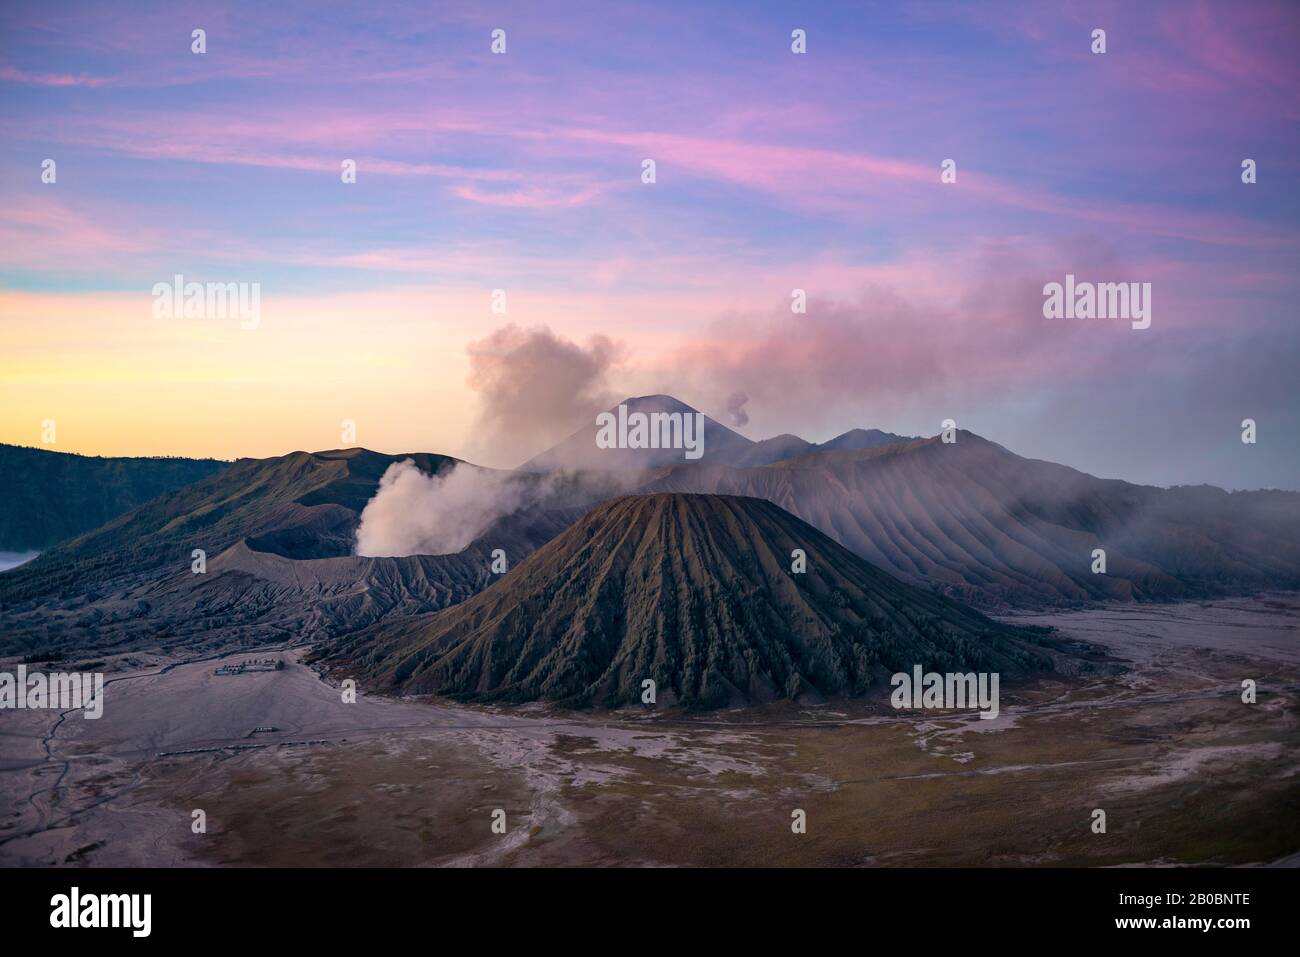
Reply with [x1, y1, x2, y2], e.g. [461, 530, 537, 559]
[465, 323, 624, 468]
[671, 238, 1146, 435]
[355, 460, 533, 557]
[448, 244, 1140, 469]
[724, 392, 750, 427]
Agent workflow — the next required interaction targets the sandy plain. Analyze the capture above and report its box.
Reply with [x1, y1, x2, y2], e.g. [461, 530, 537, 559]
[2, 594, 1297, 867]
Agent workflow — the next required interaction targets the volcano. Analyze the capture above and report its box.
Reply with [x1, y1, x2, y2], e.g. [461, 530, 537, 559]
[517, 394, 914, 472]
[325, 493, 1067, 708]
[644, 431, 1300, 607]
[518, 394, 755, 471]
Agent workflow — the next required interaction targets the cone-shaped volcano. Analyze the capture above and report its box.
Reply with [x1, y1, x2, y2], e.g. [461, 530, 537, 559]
[327, 493, 1062, 708]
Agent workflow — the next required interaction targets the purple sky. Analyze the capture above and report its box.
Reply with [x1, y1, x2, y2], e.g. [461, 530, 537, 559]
[1, 0, 1297, 489]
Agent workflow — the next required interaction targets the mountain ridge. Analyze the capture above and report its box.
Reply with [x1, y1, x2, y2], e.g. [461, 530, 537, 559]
[5, 396, 1298, 664]
[517, 394, 915, 472]
[642, 430, 1300, 607]
[321, 493, 1072, 708]
[0, 448, 462, 605]
[0, 443, 227, 553]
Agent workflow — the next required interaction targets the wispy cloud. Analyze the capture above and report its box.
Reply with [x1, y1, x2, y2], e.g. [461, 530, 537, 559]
[0, 65, 111, 87]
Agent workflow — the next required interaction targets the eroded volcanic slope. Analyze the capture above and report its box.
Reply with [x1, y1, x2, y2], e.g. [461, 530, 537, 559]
[0, 448, 584, 657]
[0, 448, 454, 604]
[324, 493, 1069, 708]
[643, 433, 1300, 608]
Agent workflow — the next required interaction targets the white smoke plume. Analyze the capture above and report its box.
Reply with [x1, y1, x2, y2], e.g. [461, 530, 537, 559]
[354, 460, 532, 557]
[464, 323, 624, 468]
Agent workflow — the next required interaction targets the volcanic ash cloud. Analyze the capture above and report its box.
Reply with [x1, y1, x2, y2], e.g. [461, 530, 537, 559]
[354, 460, 530, 557]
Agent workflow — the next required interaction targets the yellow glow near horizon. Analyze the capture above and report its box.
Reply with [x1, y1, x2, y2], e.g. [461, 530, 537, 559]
[0, 287, 477, 460]
[0, 286, 725, 465]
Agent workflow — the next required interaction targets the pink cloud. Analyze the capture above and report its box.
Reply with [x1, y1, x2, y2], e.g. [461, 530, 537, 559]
[0, 65, 110, 88]
[450, 181, 608, 209]
[0, 196, 155, 268]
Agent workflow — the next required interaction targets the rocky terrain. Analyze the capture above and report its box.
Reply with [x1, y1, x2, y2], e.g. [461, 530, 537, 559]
[320, 493, 1083, 707]
[0, 449, 590, 658]
[643, 430, 1300, 608]
[3, 396, 1298, 667]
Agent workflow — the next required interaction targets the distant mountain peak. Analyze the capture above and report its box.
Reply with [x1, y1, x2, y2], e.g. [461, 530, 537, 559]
[816, 427, 916, 452]
[517, 395, 753, 472]
[620, 393, 699, 411]
[519, 394, 926, 472]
